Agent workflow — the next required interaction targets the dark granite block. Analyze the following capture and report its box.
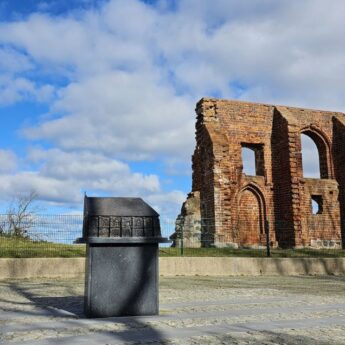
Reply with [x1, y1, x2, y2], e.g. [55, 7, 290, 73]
[85, 244, 158, 317]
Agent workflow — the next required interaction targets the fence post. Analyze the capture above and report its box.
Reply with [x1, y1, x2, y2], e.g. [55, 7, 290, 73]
[264, 220, 270, 257]
[180, 223, 184, 256]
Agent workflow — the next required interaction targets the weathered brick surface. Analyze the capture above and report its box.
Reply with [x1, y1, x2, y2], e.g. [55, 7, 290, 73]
[186, 98, 345, 248]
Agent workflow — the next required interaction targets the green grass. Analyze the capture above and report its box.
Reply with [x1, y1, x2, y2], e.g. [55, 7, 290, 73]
[1, 236, 345, 258]
[0, 236, 86, 258]
[159, 247, 345, 258]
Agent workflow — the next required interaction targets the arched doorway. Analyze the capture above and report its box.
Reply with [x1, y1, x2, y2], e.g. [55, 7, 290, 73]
[238, 186, 265, 246]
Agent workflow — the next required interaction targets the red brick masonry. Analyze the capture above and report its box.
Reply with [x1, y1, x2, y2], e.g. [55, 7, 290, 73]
[187, 98, 345, 248]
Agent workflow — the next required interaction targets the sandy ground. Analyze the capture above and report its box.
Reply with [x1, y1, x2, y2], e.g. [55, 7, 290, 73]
[0, 275, 345, 344]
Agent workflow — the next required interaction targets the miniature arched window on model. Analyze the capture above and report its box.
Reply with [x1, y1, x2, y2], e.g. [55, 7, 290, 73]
[301, 130, 330, 179]
[241, 144, 265, 176]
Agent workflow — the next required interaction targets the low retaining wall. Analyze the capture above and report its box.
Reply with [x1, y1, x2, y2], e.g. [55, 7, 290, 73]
[0, 258, 85, 280]
[159, 257, 345, 276]
[0, 257, 345, 279]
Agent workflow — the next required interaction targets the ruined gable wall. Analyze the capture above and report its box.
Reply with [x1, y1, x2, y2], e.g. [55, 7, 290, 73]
[210, 100, 275, 246]
[185, 98, 344, 248]
[276, 106, 342, 247]
[194, 98, 276, 247]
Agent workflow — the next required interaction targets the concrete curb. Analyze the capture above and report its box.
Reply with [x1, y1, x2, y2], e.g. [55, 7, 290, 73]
[0, 257, 345, 279]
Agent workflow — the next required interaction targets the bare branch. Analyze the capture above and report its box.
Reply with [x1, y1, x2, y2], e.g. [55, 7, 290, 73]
[2, 191, 39, 238]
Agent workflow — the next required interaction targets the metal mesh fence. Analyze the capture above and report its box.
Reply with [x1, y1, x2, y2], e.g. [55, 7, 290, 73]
[0, 214, 344, 258]
[0, 214, 84, 258]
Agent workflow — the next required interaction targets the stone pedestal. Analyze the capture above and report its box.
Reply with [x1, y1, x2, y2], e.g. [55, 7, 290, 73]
[85, 241, 159, 317]
[79, 196, 169, 318]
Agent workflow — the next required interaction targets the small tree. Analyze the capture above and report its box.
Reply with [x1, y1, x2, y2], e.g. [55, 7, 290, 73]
[0, 191, 39, 238]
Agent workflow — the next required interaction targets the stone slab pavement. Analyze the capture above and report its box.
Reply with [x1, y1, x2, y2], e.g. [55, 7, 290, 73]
[0, 275, 345, 344]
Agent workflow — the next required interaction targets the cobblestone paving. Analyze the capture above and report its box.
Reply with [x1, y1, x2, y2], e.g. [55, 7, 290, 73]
[0, 276, 345, 344]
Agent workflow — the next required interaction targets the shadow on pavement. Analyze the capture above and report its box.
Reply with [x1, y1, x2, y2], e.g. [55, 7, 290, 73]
[7, 263, 165, 344]
[216, 330, 343, 345]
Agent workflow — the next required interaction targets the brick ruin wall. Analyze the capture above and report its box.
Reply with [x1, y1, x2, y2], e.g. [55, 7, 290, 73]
[176, 98, 345, 249]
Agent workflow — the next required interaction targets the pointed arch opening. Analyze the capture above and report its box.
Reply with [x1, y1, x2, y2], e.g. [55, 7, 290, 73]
[237, 184, 266, 246]
[301, 133, 321, 178]
[301, 128, 332, 179]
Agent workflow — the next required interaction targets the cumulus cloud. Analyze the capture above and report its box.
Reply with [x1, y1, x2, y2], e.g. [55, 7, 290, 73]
[23, 72, 194, 160]
[0, 75, 55, 106]
[0, 150, 17, 173]
[0, 0, 344, 213]
[0, 147, 192, 217]
[0, 172, 81, 204]
[1, 0, 343, 148]
[154, 0, 345, 110]
[19, 149, 160, 202]
[0, 44, 55, 105]
[0, 47, 33, 73]
[146, 190, 186, 216]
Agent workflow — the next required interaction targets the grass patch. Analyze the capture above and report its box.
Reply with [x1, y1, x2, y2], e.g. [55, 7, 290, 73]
[0, 236, 86, 258]
[159, 247, 345, 258]
[1, 236, 345, 258]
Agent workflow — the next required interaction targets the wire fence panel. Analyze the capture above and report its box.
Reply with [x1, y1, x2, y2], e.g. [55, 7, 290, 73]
[0, 214, 85, 258]
[0, 214, 344, 258]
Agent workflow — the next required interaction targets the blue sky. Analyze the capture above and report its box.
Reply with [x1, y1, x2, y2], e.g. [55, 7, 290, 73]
[0, 0, 344, 217]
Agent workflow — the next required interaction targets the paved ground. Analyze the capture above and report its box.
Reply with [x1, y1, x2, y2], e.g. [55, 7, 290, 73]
[0, 275, 345, 344]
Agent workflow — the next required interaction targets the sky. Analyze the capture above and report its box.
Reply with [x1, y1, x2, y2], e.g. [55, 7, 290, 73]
[0, 0, 344, 217]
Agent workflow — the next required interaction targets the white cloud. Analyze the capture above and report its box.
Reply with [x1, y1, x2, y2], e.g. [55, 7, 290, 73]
[146, 190, 186, 217]
[0, 3, 196, 161]
[23, 71, 194, 160]
[32, 147, 158, 187]
[150, 0, 345, 110]
[0, 47, 33, 73]
[3, 0, 344, 155]
[0, 172, 80, 203]
[0, 148, 163, 207]
[0, 150, 17, 173]
[0, 0, 344, 212]
[0, 75, 55, 105]
[0, 147, 195, 218]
